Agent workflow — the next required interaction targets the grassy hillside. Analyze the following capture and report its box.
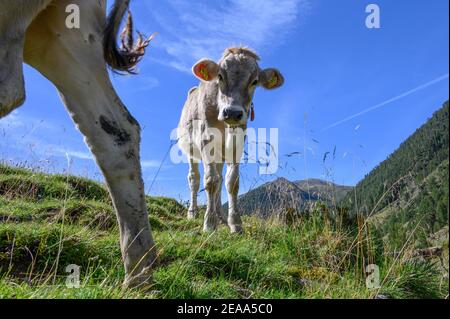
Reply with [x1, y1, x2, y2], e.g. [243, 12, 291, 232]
[344, 101, 449, 215]
[371, 160, 449, 252]
[0, 164, 447, 299]
[340, 102, 449, 259]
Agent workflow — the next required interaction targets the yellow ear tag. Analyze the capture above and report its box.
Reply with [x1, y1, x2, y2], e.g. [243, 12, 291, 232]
[268, 75, 278, 88]
[200, 67, 209, 81]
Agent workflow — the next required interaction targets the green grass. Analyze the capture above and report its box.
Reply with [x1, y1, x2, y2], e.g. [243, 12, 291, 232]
[0, 163, 447, 299]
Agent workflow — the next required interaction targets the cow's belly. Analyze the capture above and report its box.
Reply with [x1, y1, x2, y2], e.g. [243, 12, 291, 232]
[177, 124, 202, 162]
[0, 0, 52, 118]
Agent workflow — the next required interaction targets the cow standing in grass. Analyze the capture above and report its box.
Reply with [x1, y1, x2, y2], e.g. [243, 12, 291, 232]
[0, 0, 155, 288]
[178, 47, 284, 233]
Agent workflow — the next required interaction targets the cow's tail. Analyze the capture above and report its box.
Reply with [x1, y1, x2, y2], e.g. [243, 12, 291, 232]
[103, 0, 155, 74]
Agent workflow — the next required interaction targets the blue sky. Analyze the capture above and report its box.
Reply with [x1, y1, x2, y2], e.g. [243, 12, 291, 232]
[0, 0, 448, 203]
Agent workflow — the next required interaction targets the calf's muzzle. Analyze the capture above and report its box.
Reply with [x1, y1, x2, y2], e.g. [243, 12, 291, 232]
[222, 107, 244, 123]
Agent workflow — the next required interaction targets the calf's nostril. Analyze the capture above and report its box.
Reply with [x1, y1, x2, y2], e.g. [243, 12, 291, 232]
[223, 109, 244, 121]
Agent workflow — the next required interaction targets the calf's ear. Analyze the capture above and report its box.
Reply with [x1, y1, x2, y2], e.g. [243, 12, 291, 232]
[260, 68, 284, 90]
[192, 59, 219, 81]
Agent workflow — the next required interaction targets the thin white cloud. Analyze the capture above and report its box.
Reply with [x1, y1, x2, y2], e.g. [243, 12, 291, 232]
[57, 149, 94, 161]
[141, 160, 163, 169]
[0, 110, 56, 134]
[57, 151, 165, 169]
[1, 112, 167, 171]
[143, 0, 310, 72]
[112, 74, 160, 92]
[0, 112, 93, 162]
[0, 111, 22, 128]
[322, 73, 450, 131]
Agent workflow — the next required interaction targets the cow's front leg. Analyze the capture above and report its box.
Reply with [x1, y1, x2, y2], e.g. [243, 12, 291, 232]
[90, 124, 156, 288]
[203, 163, 221, 232]
[187, 159, 200, 219]
[226, 163, 243, 233]
[24, 2, 156, 288]
[31, 82, 156, 289]
[215, 162, 228, 224]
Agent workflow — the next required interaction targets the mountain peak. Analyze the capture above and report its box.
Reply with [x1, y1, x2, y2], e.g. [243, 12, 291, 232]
[224, 177, 353, 218]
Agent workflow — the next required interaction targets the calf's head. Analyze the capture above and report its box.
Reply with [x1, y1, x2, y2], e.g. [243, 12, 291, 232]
[192, 47, 284, 126]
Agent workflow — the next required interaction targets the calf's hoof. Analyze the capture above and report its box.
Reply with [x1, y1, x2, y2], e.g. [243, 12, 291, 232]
[203, 222, 218, 232]
[229, 224, 244, 234]
[218, 210, 228, 225]
[123, 266, 153, 290]
[187, 209, 198, 220]
[203, 214, 219, 232]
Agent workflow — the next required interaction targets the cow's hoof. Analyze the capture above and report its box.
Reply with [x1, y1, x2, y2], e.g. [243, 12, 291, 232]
[219, 211, 228, 225]
[203, 223, 218, 232]
[203, 213, 219, 232]
[203, 219, 219, 232]
[123, 266, 153, 291]
[229, 224, 244, 234]
[187, 209, 198, 220]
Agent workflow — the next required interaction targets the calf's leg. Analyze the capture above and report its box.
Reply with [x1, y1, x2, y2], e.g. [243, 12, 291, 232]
[203, 163, 221, 231]
[215, 162, 228, 224]
[226, 163, 243, 233]
[187, 159, 200, 219]
[23, 1, 156, 288]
